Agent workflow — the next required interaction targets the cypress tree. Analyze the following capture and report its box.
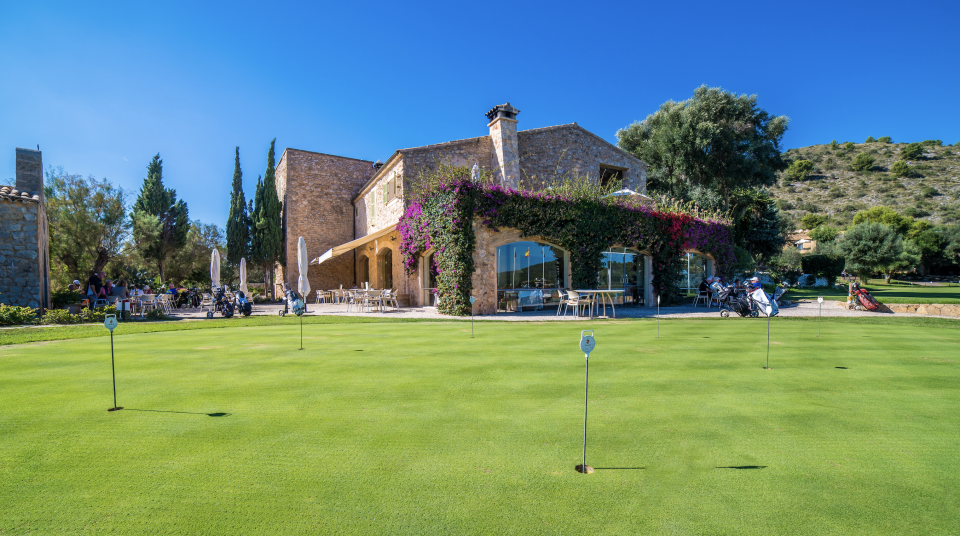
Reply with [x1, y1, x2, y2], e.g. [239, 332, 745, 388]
[132, 154, 189, 283]
[250, 174, 265, 281]
[226, 147, 250, 266]
[252, 139, 284, 299]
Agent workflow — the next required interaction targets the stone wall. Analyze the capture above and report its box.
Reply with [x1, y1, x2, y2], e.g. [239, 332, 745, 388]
[0, 192, 44, 309]
[354, 159, 406, 239]
[881, 303, 960, 317]
[517, 125, 646, 191]
[276, 149, 374, 296]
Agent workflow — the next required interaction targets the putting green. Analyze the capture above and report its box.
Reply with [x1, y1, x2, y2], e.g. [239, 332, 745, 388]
[1, 319, 958, 534]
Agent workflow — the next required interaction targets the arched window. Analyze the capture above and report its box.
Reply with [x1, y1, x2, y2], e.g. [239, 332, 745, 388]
[378, 249, 393, 290]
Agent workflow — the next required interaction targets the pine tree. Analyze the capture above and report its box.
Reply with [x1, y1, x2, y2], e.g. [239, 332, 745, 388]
[251, 139, 284, 299]
[226, 147, 250, 266]
[131, 154, 189, 283]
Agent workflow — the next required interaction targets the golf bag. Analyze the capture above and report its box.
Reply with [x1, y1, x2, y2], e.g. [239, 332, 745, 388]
[713, 282, 753, 318]
[234, 291, 253, 316]
[279, 285, 302, 317]
[212, 286, 234, 318]
[749, 287, 779, 317]
[851, 283, 880, 311]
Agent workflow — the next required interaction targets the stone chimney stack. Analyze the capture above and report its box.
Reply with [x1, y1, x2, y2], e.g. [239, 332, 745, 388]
[15, 148, 43, 198]
[486, 103, 520, 189]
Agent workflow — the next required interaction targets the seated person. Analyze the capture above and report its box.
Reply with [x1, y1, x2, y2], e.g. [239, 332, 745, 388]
[111, 279, 130, 298]
[166, 283, 177, 294]
[68, 280, 80, 292]
[86, 271, 106, 302]
[143, 286, 153, 295]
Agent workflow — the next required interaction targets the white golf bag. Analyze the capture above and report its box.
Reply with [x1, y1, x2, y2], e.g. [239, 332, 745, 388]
[749, 287, 779, 317]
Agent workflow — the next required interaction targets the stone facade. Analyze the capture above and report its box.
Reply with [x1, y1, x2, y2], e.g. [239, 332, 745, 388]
[0, 148, 50, 311]
[278, 103, 651, 310]
[517, 124, 646, 191]
[274, 149, 374, 295]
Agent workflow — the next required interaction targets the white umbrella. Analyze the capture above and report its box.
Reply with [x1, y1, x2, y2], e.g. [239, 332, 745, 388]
[210, 249, 221, 290]
[240, 257, 248, 296]
[297, 237, 310, 299]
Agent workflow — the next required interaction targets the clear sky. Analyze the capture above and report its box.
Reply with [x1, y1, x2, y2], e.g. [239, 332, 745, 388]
[2, 1, 957, 226]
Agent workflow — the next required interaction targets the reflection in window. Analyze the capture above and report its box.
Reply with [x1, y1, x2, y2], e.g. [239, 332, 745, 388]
[678, 252, 711, 290]
[598, 248, 644, 305]
[496, 241, 565, 290]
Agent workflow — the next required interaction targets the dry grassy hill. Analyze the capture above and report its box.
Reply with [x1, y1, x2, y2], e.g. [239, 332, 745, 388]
[772, 141, 960, 226]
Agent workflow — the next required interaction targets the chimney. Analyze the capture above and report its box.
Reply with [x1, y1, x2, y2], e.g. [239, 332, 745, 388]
[15, 148, 43, 198]
[486, 103, 520, 188]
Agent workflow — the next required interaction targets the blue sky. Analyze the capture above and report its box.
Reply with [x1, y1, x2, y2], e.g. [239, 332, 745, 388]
[2, 1, 957, 225]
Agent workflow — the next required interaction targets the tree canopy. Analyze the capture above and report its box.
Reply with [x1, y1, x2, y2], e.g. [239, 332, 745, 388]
[43, 167, 127, 284]
[131, 154, 189, 282]
[839, 222, 902, 281]
[617, 85, 789, 209]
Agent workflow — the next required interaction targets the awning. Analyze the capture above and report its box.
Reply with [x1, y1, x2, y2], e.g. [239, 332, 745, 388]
[311, 225, 397, 265]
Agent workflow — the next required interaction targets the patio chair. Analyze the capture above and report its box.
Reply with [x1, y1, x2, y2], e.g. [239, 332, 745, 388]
[382, 289, 399, 310]
[200, 293, 213, 309]
[692, 290, 710, 307]
[555, 290, 569, 316]
[138, 295, 157, 317]
[364, 290, 383, 313]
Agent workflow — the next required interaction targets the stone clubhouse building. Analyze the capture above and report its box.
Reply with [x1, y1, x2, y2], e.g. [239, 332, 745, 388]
[275, 103, 715, 314]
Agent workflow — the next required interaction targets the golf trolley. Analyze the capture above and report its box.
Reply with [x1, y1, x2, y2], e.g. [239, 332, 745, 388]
[278, 284, 304, 317]
[206, 285, 235, 319]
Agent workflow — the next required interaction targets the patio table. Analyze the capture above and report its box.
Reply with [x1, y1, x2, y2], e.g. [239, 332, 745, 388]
[574, 289, 625, 319]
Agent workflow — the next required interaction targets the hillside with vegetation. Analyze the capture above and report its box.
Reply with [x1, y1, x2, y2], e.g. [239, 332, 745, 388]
[773, 139, 960, 226]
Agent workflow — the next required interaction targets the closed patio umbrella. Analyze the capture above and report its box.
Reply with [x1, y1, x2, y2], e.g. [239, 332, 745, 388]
[210, 249, 221, 290]
[240, 257, 248, 296]
[297, 236, 310, 302]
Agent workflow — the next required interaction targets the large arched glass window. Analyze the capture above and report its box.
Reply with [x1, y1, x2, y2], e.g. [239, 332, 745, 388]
[598, 247, 645, 305]
[496, 241, 566, 290]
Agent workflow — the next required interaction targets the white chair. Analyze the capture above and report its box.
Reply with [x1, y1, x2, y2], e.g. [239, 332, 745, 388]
[138, 295, 157, 317]
[563, 291, 585, 318]
[382, 289, 398, 311]
[692, 290, 710, 307]
[555, 290, 569, 316]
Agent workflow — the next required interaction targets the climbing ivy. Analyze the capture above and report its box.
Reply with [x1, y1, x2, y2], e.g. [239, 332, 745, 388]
[398, 177, 737, 316]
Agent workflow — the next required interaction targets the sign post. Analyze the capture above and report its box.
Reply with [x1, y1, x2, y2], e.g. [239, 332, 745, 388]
[293, 298, 305, 350]
[764, 312, 772, 370]
[817, 296, 823, 337]
[469, 296, 476, 338]
[577, 330, 596, 474]
[104, 315, 122, 412]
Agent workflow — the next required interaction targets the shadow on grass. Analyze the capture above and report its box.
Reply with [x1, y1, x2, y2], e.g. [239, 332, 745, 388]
[716, 465, 766, 469]
[126, 409, 231, 417]
[836, 366, 848, 369]
[594, 467, 645, 470]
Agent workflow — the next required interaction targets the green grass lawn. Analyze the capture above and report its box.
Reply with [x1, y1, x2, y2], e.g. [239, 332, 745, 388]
[2, 319, 958, 534]
[788, 281, 960, 304]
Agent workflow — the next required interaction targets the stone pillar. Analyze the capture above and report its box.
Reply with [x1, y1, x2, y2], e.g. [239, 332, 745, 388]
[486, 103, 520, 189]
[15, 148, 43, 200]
